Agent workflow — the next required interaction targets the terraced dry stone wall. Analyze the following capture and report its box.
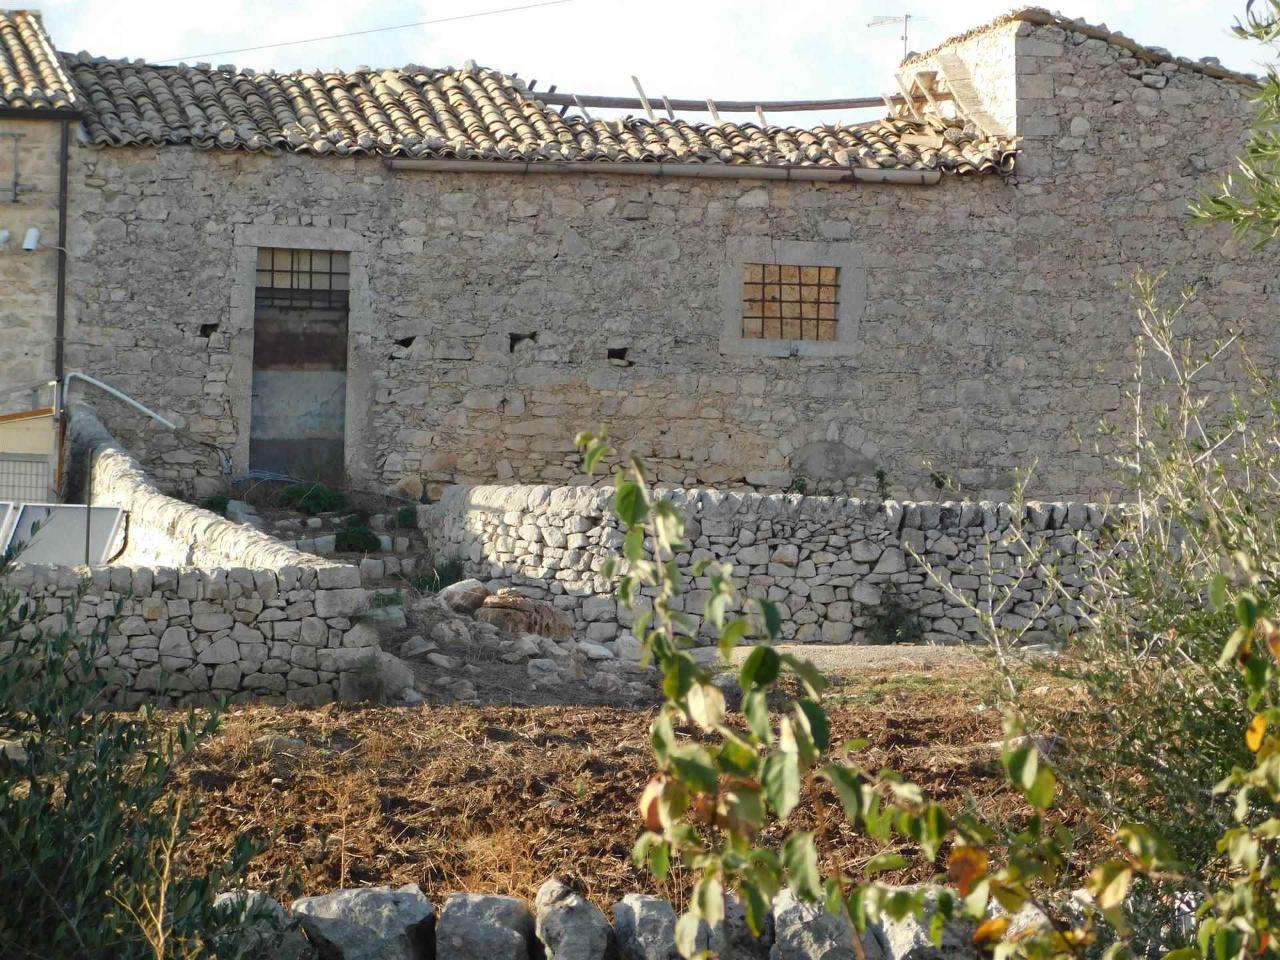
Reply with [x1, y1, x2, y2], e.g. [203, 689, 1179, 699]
[424, 483, 1110, 649]
[0, 405, 387, 707]
[4, 561, 377, 707]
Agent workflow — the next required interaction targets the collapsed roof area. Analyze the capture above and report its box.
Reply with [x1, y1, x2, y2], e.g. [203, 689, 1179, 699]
[0, 8, 1023, 175]
[0, 6, 1263, 177]
[66, 59, 1015, 174]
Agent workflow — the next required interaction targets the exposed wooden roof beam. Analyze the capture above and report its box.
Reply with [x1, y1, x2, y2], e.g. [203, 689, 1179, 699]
[530, 91, 945, 114]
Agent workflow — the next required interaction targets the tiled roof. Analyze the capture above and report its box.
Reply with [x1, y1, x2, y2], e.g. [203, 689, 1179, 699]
[903, 6, 1261, 87]
[0, 10, 76, 111]
[63, 55, 1015, 175]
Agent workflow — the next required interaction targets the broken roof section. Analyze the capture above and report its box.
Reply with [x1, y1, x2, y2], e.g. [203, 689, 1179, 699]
[0, 6, 1013, 176]
[0, 10, 76, 112]
[63, 56, 1015, 175]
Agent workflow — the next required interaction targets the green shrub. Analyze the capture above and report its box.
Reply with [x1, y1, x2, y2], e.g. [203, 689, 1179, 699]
[578, 7, 1280, 957]
[198, 495, 229, 517]
[862, 584, 925, 646]
[1012, 278, 1267, 883]
[395, 505, 418, 529]
[874, 468, 889, 500]
[335, 519, 381, 553]
[431, 558, 466, 590]
[280, 482, 349, 516]
[408, 559, 466, 593]
[887, 279, 1274, 952]
[0, 553, 256, 957]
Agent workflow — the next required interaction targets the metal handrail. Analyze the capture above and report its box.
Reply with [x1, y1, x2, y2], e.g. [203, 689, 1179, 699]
[61, 371, 176, 430]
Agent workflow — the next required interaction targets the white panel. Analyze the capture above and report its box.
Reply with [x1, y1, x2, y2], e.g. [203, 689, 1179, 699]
[0, 454, 53, 502]
[4, 503, 126, 565]
[0, 501, 13, 553]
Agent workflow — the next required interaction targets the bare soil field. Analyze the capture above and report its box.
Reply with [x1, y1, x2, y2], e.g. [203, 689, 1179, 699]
[173, 665, 1069, 911]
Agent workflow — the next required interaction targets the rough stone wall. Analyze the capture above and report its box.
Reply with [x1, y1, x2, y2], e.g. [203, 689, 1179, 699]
[0, 116, 64, 389]
[424, 483, 1108, 649]
[62, 20, 1276, 503]
[3, 560, 378, 706]
[0, 405, 383, 707]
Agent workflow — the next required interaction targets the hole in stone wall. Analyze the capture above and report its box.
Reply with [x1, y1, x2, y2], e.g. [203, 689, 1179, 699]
[607, 347, 633, 366]
[395, 336, 416, 348]
[509, 331, 537, 353]
[198, 323, 219, 338]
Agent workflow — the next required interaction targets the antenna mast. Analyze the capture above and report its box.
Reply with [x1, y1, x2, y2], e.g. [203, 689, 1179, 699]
[868, 13, 926, 60]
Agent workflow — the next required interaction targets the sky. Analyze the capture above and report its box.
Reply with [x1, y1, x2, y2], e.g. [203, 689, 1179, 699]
[35, 1, 1272, 128]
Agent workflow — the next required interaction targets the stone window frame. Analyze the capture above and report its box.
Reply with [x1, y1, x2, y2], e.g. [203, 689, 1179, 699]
[719, 238, 866, 358]
[228, 225, 372, 487]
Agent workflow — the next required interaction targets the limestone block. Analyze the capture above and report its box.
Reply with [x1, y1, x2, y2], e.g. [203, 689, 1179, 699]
[317, 565, 361, 589]
[293, 884, 434, 960]
[314, 589, 369, 619]
[210, 663, 242, 690]
[614, 894, 696, 960]
[437, 892, 534, 960]
[770, 889, 881, 960]
[192, 612, 233, 631]
[343, 622, 382, 648]
[534, 879, 611, 960]
[198, 635, 239, 665]
[158, 626, 193, 660]
[476, 591, 572, 639]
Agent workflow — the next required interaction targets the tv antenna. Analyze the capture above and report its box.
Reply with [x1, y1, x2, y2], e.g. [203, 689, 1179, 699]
[868, 14, 927, 60]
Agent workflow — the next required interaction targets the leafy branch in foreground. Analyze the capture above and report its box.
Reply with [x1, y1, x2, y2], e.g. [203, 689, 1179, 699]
[0, 550, 258, 959]
[576, 432, 1151, 960]
[1191, 1, 1280, 246]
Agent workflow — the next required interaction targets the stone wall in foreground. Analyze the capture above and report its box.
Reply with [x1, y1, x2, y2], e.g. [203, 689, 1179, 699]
[424, 483, 1112, 650]
[0, 405, 400, 707]
[3, 561, 387, 707]
[223, 877, 994, 960]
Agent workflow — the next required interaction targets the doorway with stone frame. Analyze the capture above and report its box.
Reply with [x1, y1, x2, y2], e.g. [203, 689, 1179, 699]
[249, 247, 350, 483]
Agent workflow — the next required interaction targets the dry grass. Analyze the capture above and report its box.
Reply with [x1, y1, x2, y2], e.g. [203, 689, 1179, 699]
[170, 667, 1074, 911]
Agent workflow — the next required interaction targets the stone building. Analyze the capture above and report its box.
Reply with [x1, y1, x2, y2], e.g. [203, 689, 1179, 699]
[0, 11, 73, 396]
[0, 7, 1274, 503]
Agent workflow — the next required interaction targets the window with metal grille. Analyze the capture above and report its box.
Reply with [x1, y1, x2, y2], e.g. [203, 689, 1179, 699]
[742, 263, 840, 341]
[0, 454, 52, 502]
[255, 248, 351, 309]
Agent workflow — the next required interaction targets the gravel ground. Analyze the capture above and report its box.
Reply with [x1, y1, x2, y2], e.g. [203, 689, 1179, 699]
[693, 642, 989, 674]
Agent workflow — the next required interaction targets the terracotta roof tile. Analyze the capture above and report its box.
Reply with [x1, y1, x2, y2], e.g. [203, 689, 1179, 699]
[0, 10, 76, 111]
[63, 56, 1016, 175]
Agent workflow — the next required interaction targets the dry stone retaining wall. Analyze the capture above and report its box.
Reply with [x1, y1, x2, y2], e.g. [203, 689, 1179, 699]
[0, 405, 394, 707]
[3, 561, 383, 707]
[425, 483, 1110, 649]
